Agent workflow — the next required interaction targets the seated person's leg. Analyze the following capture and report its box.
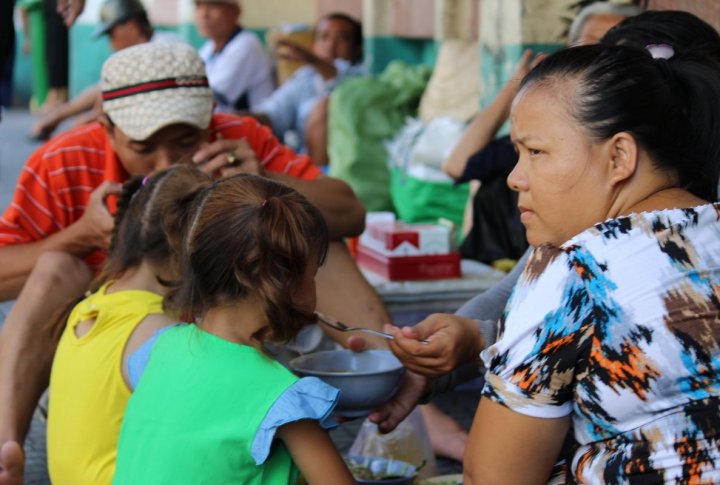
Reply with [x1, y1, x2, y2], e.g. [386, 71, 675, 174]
[30, 85, 101, 140]
[420, 403, 467, 462]
[0, 251, 90, 463]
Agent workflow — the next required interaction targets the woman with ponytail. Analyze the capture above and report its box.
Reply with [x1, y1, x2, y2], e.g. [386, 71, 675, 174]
[46, 165, 213, 485]
[463, 43, 720, 484]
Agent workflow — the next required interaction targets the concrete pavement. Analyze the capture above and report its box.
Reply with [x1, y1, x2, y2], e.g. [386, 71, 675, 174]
[0, 108, 52, 483]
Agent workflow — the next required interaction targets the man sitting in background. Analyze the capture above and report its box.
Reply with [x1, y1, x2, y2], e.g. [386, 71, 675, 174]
[255, 13, 365, 166]
[195, 0, 274, 112]
[29, 0, 180, 141]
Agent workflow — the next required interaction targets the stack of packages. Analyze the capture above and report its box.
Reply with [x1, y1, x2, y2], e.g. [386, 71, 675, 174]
[356, 213, 460, 281]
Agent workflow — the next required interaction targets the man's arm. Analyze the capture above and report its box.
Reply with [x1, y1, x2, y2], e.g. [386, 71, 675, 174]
[192, 120, 366, 240]
[0, 252, 92, 484]
[0, 181, 121, 300]
[269, 173, 365, 239]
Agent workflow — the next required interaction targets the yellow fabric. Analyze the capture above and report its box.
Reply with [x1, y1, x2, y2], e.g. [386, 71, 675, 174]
[47, 283, 164, 485]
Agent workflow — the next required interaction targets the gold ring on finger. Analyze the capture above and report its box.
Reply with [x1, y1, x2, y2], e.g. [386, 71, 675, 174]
[226, 152, 238, 165]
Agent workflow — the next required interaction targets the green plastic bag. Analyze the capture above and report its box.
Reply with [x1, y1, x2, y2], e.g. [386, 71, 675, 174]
[328, 62, 432, 213]
[390, 167, 469, 241]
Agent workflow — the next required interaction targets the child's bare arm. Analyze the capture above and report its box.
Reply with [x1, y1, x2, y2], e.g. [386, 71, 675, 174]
[277, 420, 357, 485]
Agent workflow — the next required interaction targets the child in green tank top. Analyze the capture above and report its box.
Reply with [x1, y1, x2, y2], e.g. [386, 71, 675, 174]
[114, 174, 356, 484]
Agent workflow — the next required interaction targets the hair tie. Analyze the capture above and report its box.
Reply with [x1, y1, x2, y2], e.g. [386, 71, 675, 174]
[260, 199, 268, 208]
[142, 175, 150, 186]
[646, 44, 674, 60]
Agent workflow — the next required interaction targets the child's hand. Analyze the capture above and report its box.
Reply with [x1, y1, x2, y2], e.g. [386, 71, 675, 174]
[368, 371, 430, 433]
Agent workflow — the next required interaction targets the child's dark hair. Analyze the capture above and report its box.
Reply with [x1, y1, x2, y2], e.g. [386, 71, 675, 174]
[94, 165, 213, 292]
[47, 166, 212, 339]
[521, 44, 720, 201]
[168, 174, 329, 345]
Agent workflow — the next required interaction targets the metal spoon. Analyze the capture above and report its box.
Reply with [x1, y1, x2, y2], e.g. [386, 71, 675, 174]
[315, 312, 429, 344]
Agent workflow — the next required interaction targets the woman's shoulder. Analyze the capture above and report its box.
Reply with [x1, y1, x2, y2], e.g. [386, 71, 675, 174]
[564, 203, 720, 256]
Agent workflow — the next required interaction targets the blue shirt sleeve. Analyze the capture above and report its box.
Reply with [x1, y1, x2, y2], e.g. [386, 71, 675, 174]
[127, 324, 182, 390]
[458, 135, 518, 184]
[251, 377, 340, 465]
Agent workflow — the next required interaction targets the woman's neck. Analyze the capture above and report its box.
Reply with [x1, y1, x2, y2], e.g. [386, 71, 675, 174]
[198, 296, 268, 347]
[606, 154, 706, 219]
[107, 261, 169, 296]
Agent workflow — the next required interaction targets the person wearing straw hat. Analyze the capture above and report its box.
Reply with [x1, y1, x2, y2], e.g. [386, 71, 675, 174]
[195, 0, 274, 112]
[0, 42, 376, 483]
[29, 0, 182, 141]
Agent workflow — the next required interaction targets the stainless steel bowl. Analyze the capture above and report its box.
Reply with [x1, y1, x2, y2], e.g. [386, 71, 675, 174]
[289, 349, 405, 417]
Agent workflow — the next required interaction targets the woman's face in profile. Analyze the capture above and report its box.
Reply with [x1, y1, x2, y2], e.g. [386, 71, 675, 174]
[508, 82, 611, 247]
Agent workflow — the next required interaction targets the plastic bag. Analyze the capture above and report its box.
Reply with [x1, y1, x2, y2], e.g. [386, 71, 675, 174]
[386, 116, 466, 175]
[328, 61, 432, 213]
[348, 407, 438, 479]
[384, 117, 469, 236]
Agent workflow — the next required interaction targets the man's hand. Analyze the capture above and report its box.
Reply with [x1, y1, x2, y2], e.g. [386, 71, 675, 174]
[276, 39, 337, 81]
[57, 0, 85, 27]
[71, 181, 122, 253]
[192, 138, 263, 179]
[368, 371, 429, 433]
[384, 314, 484, 377]
[0, 441, 24, 485]
[275, 38, 318, 64]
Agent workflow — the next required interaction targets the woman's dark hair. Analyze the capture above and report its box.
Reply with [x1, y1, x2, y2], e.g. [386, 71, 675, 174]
[601, 10, 720, 57]
[95, 165, 213, 292]
[318, 12, 363, 62]
[169, 174, 329, 345]
[520, 43, 720, 200]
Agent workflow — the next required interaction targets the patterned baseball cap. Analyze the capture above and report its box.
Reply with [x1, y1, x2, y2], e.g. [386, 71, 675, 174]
[101, 43, 214, 140]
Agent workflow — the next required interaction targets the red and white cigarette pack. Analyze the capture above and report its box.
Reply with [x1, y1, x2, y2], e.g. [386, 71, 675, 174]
[356, 214, 461, 281]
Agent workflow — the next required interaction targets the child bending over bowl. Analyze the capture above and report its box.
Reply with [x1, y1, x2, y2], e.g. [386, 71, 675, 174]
[47, 165, 213, 485]
[113, 174, 356, 484]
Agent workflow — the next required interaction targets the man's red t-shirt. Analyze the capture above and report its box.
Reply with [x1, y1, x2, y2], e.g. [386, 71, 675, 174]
[0, 113, 321, 268]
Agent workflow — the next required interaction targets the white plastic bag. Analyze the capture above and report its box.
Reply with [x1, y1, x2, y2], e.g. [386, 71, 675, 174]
[385, 116, 466, 182]
[348, 407, 438, 478]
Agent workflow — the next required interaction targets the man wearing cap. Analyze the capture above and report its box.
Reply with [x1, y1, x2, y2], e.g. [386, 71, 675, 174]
[29, 0, 182, 141]
[0, 42, 376, 483]
[195, 0, 274, 112]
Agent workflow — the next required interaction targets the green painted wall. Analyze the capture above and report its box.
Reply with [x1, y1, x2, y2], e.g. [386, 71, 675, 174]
[364, 36, 440, 75]
[12, 24, 269, 102]
[68, 26, 113, 98]
[479, 42, 562, 135]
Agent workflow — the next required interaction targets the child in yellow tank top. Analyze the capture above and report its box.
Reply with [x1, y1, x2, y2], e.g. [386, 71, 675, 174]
[46, 166, 213, 485]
